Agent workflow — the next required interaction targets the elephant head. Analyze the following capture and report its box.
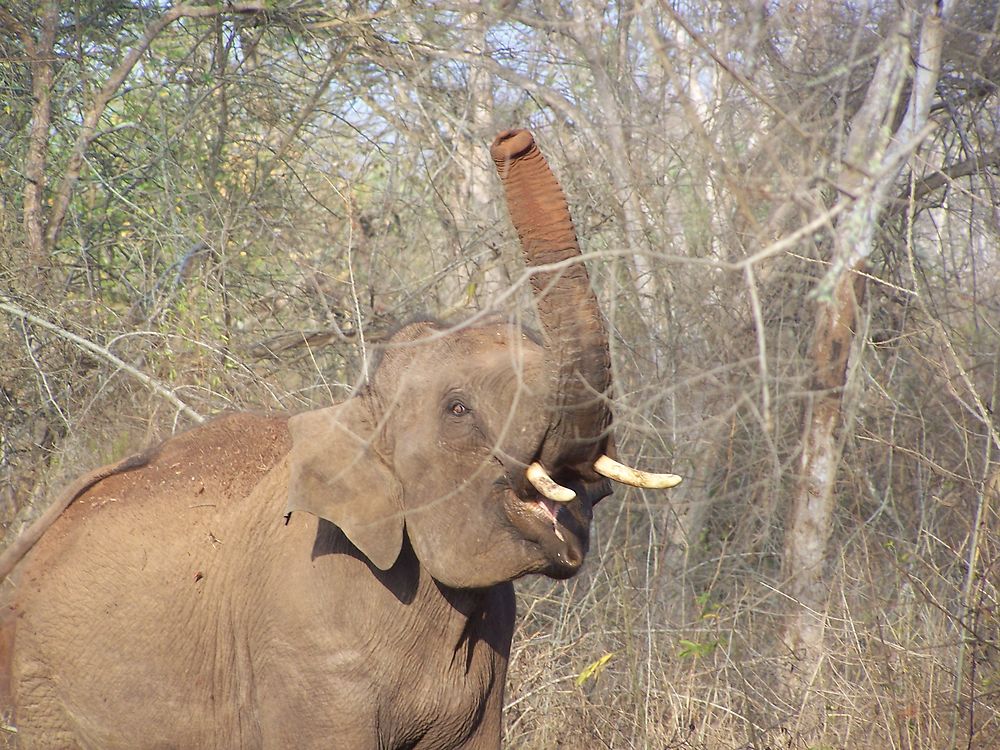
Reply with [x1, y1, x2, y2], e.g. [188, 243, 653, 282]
[287, 129, 679, 589]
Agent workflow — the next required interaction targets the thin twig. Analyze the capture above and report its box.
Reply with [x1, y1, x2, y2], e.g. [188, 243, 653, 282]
[744, 265, 771, 433]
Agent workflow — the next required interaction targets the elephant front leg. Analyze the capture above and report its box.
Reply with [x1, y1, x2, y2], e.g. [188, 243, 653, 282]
[453, 688, 505, 750]
[417, 677, 506, 750]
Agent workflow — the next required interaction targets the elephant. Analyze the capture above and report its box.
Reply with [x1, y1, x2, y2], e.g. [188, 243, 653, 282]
[0, 129, 680, 749]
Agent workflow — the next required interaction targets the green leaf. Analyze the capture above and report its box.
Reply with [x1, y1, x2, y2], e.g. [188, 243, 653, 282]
[576, 652, 614, 686]
[677, 639, 719, 659]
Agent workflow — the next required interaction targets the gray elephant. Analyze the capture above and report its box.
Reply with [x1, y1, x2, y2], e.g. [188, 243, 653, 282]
[0, 130, 679, 749]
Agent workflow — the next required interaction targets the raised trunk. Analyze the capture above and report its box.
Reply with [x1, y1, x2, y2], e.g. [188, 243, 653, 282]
[490, 130, 611, 470]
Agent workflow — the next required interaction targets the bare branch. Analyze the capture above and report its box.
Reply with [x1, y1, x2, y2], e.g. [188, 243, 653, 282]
[658, 0, 835, 167]
[887, 147, 1000, 216]
[409, 41, 593, 128]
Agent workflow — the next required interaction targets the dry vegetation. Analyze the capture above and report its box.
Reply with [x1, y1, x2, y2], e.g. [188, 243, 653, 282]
[2, 1, 999, 747]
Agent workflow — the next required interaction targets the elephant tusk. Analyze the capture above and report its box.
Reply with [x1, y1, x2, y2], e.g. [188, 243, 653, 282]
[526, 462, 576, 503]
[593, 455, 682, 489]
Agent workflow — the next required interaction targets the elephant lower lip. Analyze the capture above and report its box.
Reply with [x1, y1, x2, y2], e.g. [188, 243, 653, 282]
[502, 488, 588, 573]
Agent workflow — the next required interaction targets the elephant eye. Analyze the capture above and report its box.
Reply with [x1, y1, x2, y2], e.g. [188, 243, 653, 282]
[448, 400, 470, 416]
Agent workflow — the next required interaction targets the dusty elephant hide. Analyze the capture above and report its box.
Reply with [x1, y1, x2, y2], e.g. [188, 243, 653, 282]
[1, 413, 515, 749]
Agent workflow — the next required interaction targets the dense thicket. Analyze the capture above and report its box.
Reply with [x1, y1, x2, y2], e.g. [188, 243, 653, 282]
[2, 2, 999, 747]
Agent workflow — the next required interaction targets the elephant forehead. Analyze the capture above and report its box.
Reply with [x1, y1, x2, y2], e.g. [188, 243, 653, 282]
[374, 321, 538, 371]
[401, 326, 544, 383]
[443, 323, 542, 356]
[433, 351, 542, 403]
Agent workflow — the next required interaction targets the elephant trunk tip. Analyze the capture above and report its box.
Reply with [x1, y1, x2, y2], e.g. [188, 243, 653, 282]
[491, 129, 535, 172]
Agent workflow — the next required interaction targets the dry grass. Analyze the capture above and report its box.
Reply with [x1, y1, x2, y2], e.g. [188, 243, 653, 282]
[504, 497, 1000, 749]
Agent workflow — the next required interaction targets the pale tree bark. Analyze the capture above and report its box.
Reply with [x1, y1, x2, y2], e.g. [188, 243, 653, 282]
[0, 1, 58, 275]
[781, 0, 949, 717]
[452, 11, 503, 303]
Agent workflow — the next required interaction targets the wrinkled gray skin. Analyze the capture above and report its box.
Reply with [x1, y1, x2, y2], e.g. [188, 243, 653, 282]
[0, 131, 614, 749]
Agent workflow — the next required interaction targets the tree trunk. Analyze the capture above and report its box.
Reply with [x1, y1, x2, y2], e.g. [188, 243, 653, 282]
[784, 269, 864, 671]
[780, 0, 948, 719]
[19, 1, 58, 279]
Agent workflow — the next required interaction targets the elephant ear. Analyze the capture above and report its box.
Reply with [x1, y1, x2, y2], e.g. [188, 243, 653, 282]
[287, 399, 404, 571]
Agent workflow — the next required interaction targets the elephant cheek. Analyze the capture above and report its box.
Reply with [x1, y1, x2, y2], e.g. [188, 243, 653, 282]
[404, 496, 540, 589]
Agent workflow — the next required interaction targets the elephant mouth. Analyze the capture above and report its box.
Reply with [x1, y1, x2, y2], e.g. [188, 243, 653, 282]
[502, 484, 592, 577]
[535, 498, 566, 540]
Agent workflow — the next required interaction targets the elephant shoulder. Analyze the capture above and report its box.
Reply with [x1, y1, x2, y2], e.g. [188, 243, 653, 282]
[74, 412, 292, 516]
[145, 412, 293, 498]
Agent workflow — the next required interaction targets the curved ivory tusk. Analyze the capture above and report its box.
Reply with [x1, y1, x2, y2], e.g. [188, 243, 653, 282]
[526, 462, 576, 503]
[594, 455, 682, 489]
